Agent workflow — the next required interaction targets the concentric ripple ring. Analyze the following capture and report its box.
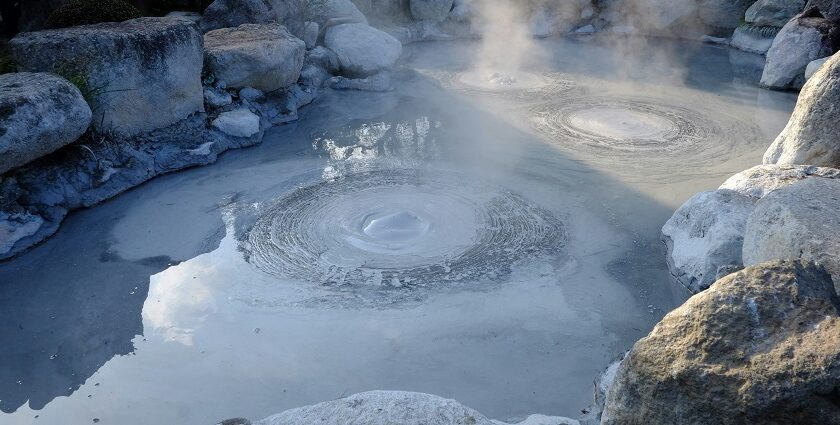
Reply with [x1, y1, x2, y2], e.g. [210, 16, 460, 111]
[244, 169, 566, 287]
[529, 95, 764, 179]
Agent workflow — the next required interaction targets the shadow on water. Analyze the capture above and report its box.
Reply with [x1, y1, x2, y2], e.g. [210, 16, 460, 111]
[0, 37, 788, 424]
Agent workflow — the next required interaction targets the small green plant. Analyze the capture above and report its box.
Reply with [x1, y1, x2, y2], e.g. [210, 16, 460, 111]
[45, 0, 142, 29]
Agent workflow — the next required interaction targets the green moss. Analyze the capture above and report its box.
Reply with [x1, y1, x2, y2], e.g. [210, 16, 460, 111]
[45, 0, 142, 29]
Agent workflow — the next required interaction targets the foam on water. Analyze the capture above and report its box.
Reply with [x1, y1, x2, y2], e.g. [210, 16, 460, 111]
[244, 169, 566, 287]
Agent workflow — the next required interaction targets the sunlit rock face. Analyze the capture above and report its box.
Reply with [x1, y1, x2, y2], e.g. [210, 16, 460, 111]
[765, 51, 840, 167]
[243, 169, 566, 287]
[9, 17, 204, 136]
[602, 260, 840, 425]
[743, 178, 840, 292]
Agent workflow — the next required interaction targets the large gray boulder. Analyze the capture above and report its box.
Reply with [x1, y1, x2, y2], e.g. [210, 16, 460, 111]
[10, 17, 204, 137]
[720, 163, 840, 198]
[0, 73, 92, 175]
[601, 260, 840, 425]
[254, 391, 579, 425]
[764, 51, 840, 166]
[698, 0, 754, 30]
[309, 0, 369, 26]
[745, 0, 806, 27]
[760, 10, 838, 89]
[743, 178, 840, 291]
[204, 24, 305, 92]
[324, 23, 402, 77]
[661, 190, 755, 292]
[199, 0, 284, 33]
[410, 0, 454, 21]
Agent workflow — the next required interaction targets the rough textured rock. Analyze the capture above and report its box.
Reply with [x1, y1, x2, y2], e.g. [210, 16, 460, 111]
[764, 52, 840, 166]
[808, 0, 840, 19]
[720, 164, 840, 198]
[324, 23, 402, 77]
[745, 0, 806, 27]
[254, 391, 579, 425]
[204, 86, 233, 108]
[730, 24, 777, 54]
[760, 10, 839, 89]
[0, 72, 92, 175]
[698, 0, 754, 30]
[410, 0, 453, 21]
[204, 24, 305, 92]
[662, 190, 756, 292]
[309, 0, 368, 26]
[601, 260, 840, 425]
[199, 0, 283, 33]
[212, 109, 261, 138]
[10, 17, 204, 136]
[743, 178, 840, 290]
[806, 56, 830, 79]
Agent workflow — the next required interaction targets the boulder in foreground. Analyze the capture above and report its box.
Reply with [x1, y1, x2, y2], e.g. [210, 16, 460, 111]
[602, 260, 840, 425]
[0, 72, 92, 175]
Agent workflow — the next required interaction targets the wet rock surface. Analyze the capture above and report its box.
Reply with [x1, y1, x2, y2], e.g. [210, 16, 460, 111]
[765, 51, 840, 166]
[0, 72, 91, 175]
[601, 260, 840, 425]
[10, 17, 204, 136]
[254, 391, 580, 425]
[203, 23, 305, 92]
[744, 178, 840, 291]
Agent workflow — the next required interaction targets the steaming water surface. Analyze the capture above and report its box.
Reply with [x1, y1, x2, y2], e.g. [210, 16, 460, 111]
[0, 37, 796, 424]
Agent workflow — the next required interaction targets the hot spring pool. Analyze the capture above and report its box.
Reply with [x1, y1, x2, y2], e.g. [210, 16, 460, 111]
[0, 36, 797, 424]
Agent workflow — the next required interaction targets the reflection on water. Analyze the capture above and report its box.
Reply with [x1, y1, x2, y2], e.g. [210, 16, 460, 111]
[314, 113, 443, 178]
[0, 36, 796, 425]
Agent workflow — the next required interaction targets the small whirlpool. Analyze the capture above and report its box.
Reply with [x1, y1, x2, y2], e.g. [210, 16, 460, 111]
[529, 96, 763, 178]
[243, 169, 566, 288]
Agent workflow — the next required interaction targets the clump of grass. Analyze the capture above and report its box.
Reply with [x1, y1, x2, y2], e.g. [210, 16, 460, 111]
[46, 0, 142, 29]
